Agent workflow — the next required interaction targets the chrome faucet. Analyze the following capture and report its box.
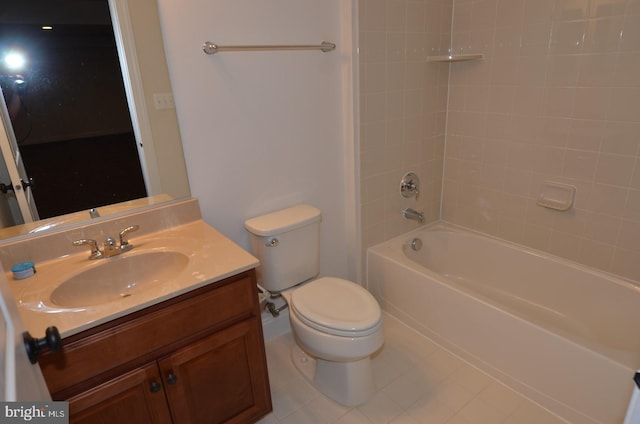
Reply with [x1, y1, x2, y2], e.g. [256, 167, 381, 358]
[73, 225, 139, 259]
[402, 208, 424, 223]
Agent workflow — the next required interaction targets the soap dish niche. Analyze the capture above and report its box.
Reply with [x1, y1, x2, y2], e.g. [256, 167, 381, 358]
[536, 181, 576, 211]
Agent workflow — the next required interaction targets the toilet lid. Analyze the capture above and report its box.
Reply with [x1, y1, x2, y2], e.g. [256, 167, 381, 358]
[291, 277, 381, 337]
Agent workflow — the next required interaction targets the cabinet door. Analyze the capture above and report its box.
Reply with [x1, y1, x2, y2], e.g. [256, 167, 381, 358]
[159, 319, 271, 424]
[68, 362, 172, 424]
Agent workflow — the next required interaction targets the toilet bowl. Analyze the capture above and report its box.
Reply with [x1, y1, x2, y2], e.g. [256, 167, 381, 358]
[282, 277, 383, 406]
[244, 204, 384, 406]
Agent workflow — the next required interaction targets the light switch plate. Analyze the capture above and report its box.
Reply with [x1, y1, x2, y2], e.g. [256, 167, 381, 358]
[153, 93, 175, 110]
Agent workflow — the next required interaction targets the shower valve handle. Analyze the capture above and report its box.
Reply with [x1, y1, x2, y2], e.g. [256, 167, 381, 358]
[400, 172, 420, 200]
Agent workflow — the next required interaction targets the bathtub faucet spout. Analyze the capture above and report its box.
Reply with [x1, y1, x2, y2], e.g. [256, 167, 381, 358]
[402, 208, 424, 223]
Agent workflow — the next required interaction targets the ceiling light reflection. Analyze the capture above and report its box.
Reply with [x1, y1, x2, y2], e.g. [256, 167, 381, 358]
[4, 51, 26, 71]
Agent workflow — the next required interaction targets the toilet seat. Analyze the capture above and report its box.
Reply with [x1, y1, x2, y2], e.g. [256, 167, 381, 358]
[290, 277, 381, 337]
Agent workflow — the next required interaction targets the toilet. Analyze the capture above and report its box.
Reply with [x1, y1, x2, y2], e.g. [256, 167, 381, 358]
[244, 204, 384, 406]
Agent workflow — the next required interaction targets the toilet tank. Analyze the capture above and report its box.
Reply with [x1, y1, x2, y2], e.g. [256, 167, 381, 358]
[244, 205, 321, 292]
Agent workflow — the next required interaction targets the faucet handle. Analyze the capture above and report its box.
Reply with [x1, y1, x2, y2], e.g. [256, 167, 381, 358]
[73, 239, 103, 260]
[119, 225, 139, 248]
[411, 183, 420, 200]
[400, 172, 420, 201]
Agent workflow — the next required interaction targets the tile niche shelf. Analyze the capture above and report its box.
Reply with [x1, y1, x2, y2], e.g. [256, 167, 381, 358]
[427, 53, 484, 62]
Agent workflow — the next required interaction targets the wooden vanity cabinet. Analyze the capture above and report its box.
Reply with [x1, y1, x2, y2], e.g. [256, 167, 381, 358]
[38, 270, 272, 424]
[64, 363, 172, 424]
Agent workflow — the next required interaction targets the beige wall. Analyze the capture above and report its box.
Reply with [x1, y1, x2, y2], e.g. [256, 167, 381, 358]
[443, 0, 640, 281]
[359, 0, 452, 253]
[157, 0, 357, 281]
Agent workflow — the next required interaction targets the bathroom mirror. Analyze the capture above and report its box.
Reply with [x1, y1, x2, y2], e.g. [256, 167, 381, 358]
[0, 0, 190, 239]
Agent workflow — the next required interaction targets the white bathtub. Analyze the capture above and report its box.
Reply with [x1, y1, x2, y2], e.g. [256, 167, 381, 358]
[367, 222, 640, 424]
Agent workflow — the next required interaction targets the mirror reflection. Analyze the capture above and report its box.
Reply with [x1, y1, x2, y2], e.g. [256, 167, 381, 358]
[1, 9, 148, 218]
[0, 0, 190, 239]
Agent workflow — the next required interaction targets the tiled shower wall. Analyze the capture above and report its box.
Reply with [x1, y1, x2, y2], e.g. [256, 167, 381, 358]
[359, 0, 452, 250]
[360, 0, 640, 283]
[443, 0, 640, 281]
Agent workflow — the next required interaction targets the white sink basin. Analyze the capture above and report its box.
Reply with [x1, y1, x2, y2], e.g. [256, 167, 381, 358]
[49, 251, 190, 308]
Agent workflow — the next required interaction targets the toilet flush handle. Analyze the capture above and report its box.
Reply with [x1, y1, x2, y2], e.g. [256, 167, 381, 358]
[266, 238, 279, 247]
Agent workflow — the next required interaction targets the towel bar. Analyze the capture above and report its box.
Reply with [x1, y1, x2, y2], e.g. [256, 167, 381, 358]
[202, 41, 336, 55]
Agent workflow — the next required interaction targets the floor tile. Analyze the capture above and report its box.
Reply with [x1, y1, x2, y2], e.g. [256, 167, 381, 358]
[260, 314, 567, 423]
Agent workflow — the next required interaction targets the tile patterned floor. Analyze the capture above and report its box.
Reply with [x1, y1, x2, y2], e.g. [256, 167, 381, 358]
[257, 313, 567, 424]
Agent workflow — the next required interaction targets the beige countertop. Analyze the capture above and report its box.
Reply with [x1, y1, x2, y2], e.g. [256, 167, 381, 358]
[8, 219, 259, 339]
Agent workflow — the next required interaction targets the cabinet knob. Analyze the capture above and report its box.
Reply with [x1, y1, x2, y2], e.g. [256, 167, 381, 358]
[149, 381, 162, 393]
[166, 373, 178, 385]
[23, 326, 62, 364]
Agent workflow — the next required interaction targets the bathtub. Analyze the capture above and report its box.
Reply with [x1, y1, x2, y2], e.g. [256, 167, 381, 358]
[367, 222, 640, 424]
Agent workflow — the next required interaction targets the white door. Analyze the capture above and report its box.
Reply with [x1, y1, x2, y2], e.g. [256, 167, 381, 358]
[0, 87, 39, 226]
[0, 269, 50, 401]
